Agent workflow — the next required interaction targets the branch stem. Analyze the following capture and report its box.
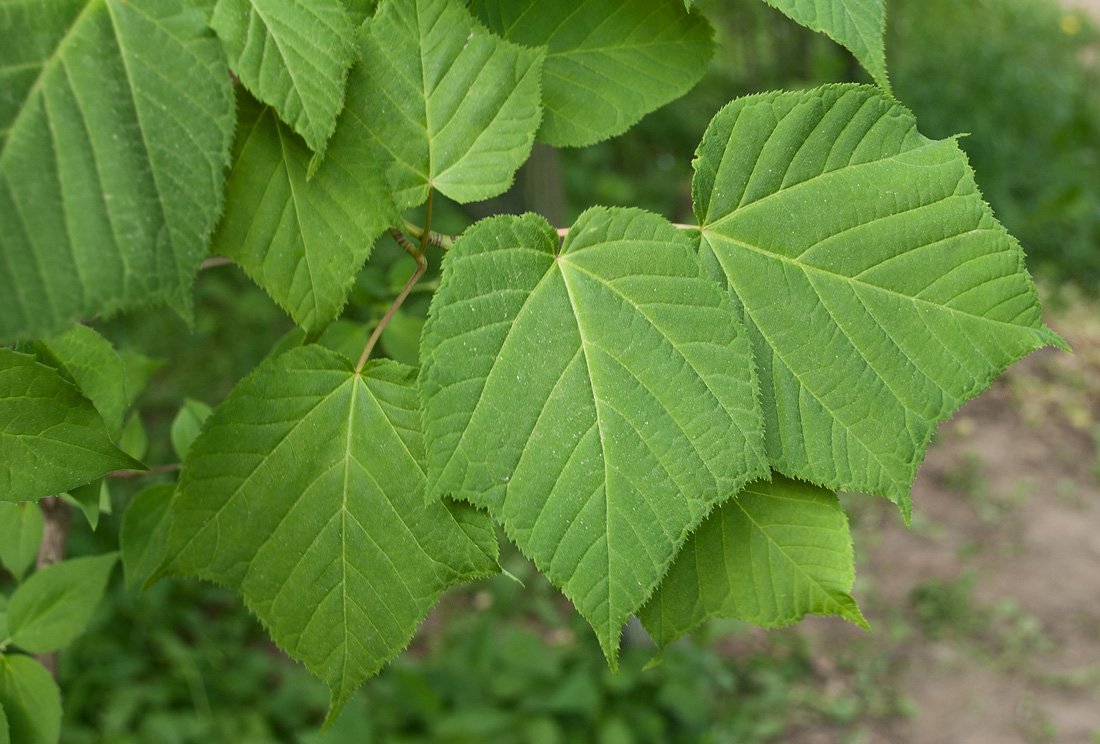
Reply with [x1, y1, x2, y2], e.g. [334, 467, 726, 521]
[357, 189, 436, 372]
[106, 464, 181, 479]
[356, 254, 425, 372]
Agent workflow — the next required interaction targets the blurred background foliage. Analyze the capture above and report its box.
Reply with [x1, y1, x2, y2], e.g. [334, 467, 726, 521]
[7, 0, 1099, 740]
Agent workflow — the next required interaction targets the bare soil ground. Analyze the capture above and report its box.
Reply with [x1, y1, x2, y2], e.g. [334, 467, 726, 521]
[777, 288, 1100, 743]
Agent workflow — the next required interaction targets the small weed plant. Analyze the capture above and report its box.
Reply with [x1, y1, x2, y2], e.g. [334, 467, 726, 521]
[0, 0, 1066, 738]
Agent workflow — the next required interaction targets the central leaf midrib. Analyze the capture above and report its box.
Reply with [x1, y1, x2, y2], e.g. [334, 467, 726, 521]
[560, 254, 757, 466]
[0, 0, 99, 168]
[705, 231, 1038, 333]
[734, 495, 845, 610]
[557, 258, 614, 642]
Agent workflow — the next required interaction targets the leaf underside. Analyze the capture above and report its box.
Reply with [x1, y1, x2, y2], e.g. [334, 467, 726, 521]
[472, 0, 714, 147]
[211, 0, 357, 155]
[213, 91, 396, 335]
[0, 349, 141, 503]
[421, 207, 768, 663]
[0, 0, 235, 343]
[694, 85, 1062, 516]
[641, 474, 866, 645]
[356, 0, 545, 209]
[165, 346, 498, 725]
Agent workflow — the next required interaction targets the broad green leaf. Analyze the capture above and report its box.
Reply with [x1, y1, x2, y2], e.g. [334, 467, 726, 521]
[170, 398, 214, 461]
[758, 0, 890, 93]
[641, 475, 866, 645]
[7, 553, 118, 653]
[0, 0, 236, 343]
[0, 503, 44, 583]
[0, 349, 143, 503]
[357, 0, 544, 209]
[63, 479, 110, 530]
[120, 484, 174, 589]
[37, 325, 127, 440]
[165, 347, 498, 724]
[211, 0, 357, 155]
[214, 92, 396, 335]
[0, 656, 61, 744]
[421, 208, 768, 662]
[693, 85, 1064, 516]
[473, 0, 713, 147]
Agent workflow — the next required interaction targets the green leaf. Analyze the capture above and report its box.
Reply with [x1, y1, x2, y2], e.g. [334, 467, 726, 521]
[0, 656, 61, 744]
[357, 0, 544, 209]
[211, 0, 358, 155]
[758, 0, 890, 93]
[0, 0, 236, 343]
[473, 0, 713, 147]
[214, 91, 396, 335]
[0, 698, 9, 744]
[37, 325, 127, 440]
[117, 349, 164, 407]
[0, 502, 44, 583]
[0, 349, 144, 503]
[170, 398, 214, 461]
[421, 208, 768, 662]
[120, 414, 149, 461]
[341, 0, 377, 27]
[379, 311, 424, 367]
[165, 346, 498, 725]
[63, 479, 110, 531]
[120, 483, 174, 590]
[8, 553, 118, 654]
[641, 475, 866, 645]
[693, 85, 1063, 516]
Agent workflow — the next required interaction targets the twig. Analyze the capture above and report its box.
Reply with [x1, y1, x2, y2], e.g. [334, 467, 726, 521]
[200, 256, 233, 269]
[356, 255, 426, 372]
[105, 464, 181, 479]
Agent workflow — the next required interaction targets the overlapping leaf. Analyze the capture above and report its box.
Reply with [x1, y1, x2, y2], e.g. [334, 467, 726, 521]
[694, 85, 1063, 515]
[473, 0, 713, 147]
[37, 325, 127, 440]
[0, 349, 142, 503]
[760, 0, 889, 92]
[120, 484, 174, 589]
[210, 0, 358, 154]
[165, 346, 498, 725]
[356, 0, 544, 209]
[681, 0, 889, 91]
[420, 207, 768, 662]
[213, 92, 396, 335]
[641, 475, 865, 645]
[0, 0, 236, 342]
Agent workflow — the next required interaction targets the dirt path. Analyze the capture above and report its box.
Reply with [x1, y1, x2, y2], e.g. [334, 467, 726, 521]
[780, 292, 1100, 743]
[1064, 0, 1100, 14]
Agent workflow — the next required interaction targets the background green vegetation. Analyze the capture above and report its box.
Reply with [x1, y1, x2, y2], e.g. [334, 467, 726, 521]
[3, 0, 1098, 740]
